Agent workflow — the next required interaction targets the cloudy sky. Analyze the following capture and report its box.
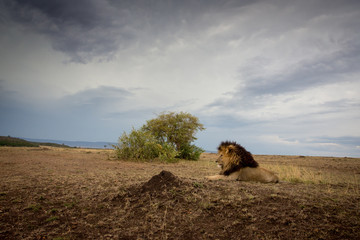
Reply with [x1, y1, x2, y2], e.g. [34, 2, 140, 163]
[1, 0, 359, 157]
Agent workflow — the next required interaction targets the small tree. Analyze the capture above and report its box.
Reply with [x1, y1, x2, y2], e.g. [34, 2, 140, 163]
[142, 111, 205, 160]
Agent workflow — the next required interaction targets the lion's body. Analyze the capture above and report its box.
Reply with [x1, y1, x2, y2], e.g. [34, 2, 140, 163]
[207, 141, 279, 183]
[207, 167, 279, 183]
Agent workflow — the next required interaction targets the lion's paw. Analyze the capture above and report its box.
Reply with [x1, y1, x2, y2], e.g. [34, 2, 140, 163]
[206, 175, 222, 180]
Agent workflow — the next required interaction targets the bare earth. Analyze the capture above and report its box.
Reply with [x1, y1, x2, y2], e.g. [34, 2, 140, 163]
[0, 147, 359, 239]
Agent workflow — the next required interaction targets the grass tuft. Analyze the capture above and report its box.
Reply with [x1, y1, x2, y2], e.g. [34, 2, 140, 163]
[45, 216, 59, 222]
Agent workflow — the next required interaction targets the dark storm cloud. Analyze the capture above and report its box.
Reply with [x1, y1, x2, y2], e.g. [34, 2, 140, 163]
[2, 0, 137, 62]
[2, 0, 359, 65]
[1, 0, 259, 63]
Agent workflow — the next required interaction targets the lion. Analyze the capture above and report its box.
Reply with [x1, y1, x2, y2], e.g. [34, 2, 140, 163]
[206, 141, 279, 183]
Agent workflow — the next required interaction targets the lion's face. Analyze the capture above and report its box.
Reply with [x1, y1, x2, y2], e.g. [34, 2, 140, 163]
[216, 146, 233, 169]
[216, 154, 224, 168]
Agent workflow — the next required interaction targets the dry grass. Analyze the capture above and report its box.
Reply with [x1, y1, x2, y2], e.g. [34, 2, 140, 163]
[265, 163, 357, 184]
[1, 148, 360, 239]
[259, 155, 360, 196]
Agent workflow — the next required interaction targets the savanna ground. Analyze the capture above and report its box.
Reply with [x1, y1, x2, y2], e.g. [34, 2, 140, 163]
[0, 147, 359, 240]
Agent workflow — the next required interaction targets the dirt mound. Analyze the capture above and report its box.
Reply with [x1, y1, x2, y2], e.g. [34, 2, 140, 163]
[111, 170, 185, 203]
[141, 170, 182, 192]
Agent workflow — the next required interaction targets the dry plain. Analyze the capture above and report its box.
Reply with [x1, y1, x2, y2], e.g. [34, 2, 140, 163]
[0, 146, 359, 239]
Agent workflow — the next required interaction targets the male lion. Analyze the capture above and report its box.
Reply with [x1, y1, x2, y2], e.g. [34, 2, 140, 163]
[207, 141, 279, 183]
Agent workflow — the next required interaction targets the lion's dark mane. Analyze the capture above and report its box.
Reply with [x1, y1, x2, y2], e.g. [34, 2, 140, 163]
[218, 141, 258, 175]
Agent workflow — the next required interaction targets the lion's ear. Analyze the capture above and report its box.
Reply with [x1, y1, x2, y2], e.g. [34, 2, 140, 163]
[227, 145, 236, 154]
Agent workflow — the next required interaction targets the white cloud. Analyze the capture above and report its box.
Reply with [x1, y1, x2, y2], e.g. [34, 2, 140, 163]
[259, 135, 300, 146]
[316, 142, 341, 147]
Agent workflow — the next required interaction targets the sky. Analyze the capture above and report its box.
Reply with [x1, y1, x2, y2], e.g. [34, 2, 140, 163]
[1, 0, 360, 157]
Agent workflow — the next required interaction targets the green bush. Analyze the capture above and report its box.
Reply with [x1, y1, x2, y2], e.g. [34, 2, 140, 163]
[158, 142, 179, 162]
[115, 128, 178, 162]
[178, 144, 205, 161]
[115, 112, 205, 162]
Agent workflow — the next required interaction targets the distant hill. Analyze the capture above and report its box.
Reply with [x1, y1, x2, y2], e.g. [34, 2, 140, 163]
[0, 136, 71, 148]
[1, 136, 117, 149]
[23, 138, 116, 149]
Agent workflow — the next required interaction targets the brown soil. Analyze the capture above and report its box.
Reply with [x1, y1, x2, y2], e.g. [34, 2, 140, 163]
[0, 147, 359, 239]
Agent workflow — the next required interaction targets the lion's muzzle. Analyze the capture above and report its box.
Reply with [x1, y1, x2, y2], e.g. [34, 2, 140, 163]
[216, 155, 223, 168]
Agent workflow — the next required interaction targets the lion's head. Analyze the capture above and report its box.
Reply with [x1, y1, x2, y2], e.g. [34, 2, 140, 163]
[216, 141, 258, 175]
